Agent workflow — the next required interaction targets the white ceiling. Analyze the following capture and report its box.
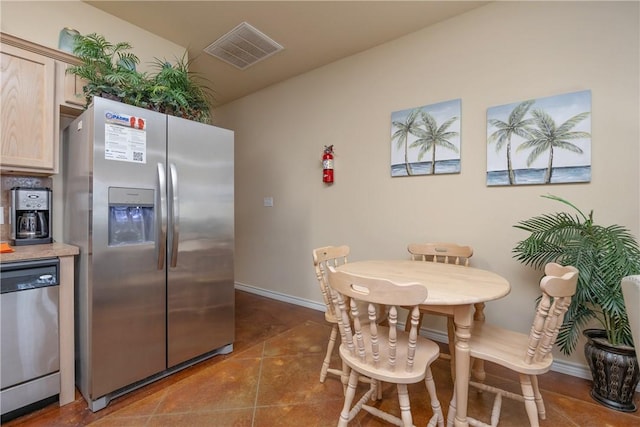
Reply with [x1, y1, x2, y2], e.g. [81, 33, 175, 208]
[85, 1, 487, 107]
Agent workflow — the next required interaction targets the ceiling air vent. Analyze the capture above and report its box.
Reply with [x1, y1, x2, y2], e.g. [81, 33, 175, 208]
[204, 22, 283, 70]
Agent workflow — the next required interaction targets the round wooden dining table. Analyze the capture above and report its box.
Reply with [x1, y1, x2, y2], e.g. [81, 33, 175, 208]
[337, 259, 511, 427]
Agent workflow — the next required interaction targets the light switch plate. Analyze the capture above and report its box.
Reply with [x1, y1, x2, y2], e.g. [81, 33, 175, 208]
[263, 197, 273, 207]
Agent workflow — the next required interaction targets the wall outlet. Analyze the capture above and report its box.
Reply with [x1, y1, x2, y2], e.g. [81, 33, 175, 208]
[263, 197, 273, 207]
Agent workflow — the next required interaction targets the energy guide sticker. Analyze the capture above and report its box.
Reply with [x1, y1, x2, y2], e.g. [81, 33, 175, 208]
[104, 111, 147, 163]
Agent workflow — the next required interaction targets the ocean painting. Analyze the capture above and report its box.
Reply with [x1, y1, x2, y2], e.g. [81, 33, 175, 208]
[487, 90, 591, 186]
[391, 99, 461, 177]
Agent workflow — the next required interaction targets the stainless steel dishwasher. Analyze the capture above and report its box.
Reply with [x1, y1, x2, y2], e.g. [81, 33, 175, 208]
[1, 258, 60, 420]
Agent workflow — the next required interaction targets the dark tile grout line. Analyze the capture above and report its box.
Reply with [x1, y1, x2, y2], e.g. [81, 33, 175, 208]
[95, 322, 332, 425]
[251, 341, 267, 427]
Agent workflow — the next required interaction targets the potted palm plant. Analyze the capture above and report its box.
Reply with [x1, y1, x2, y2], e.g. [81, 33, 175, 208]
[513, 194, 640, 412]
[67, 33, 213, 123]
[146, 55, 212, 123]
[66, 33, 143, 106]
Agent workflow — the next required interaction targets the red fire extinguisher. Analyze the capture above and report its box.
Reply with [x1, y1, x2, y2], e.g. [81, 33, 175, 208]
[322, 145, 334, 184]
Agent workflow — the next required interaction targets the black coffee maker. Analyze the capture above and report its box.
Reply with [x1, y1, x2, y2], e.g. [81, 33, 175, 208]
[10, 187, 53, 246]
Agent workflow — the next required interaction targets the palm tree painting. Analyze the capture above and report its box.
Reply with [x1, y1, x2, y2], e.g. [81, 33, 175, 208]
[390, 99, 461, 177]
[390, 108, 421, 176]
[487, 100, 535, 185]
[487, 90, 591, 186]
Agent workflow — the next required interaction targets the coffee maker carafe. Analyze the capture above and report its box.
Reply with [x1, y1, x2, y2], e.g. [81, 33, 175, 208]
[10, 187, 53, 246]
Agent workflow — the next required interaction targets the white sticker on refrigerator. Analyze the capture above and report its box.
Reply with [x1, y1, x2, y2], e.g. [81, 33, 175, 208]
[104, 123, 147, 163]
[104, 111, 146, 130]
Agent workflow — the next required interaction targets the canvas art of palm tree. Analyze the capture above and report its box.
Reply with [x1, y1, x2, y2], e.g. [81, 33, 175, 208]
[390, 99, 461, 177]
[487, 90, 591, 186]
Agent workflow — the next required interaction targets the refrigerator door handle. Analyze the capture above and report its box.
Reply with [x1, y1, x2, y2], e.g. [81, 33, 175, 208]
[169, 163, 180, 268]
[157, 162, 167, 270]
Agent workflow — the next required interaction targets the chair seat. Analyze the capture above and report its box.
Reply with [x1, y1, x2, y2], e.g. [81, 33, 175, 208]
[328, 303, 385, 325]
[340, 326, 441, 384]
[447, 263, 579, 427]
[469, 321, 553, 375]
[325, 311, 338, 324]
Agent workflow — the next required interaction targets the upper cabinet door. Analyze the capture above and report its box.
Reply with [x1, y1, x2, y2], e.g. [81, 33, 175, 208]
[58, 61, 86, 108]
[1, 44, 56, 173]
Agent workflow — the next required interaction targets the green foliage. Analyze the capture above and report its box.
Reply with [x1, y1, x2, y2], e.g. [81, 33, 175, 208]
[513, 195, 640, 355]
[67, 33, 212, 123]
[148, 55, 213, 123]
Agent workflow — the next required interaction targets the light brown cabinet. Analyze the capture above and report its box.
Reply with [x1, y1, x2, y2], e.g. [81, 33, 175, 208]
[57, 60, 86, 108]
[1, 43, 56, 173]
[0, 33, 83, 175]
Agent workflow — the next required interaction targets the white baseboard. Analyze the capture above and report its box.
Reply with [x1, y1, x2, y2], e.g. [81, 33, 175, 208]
[235, 282, 326, 312]
[235, 283, 639, 391]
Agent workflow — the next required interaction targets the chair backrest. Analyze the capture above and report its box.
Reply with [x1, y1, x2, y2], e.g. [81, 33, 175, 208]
[525, 263, 579, 364]
[407, 242, 473, 266]
[313, 245, 350, 319]
[621, 275, 640, 361]
[327, 267, 428, 373]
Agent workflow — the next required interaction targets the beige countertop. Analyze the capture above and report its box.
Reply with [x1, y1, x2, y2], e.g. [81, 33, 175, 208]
[0, 242, 79, 263]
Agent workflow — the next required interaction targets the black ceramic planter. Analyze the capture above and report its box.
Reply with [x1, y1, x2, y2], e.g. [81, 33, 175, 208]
[583, 328, 639, 412]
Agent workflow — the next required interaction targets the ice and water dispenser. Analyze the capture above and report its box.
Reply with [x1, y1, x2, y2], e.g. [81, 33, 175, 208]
[108, 187, 154, 246]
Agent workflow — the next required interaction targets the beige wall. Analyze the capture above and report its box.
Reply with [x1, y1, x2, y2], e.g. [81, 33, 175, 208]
[214, 1, 639, 370]
[3, 1, 638, 374]
[0, 1, 185, 72]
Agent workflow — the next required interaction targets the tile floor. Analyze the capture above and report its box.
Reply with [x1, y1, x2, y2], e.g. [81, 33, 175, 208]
[5, 290, 639, 426]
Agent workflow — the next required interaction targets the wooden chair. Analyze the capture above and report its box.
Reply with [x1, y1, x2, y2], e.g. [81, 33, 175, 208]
[327, 267, 444, 427]
[407, 242, 477, 378]
[312, 245, 352, 385]
[446, 263, 579, 427]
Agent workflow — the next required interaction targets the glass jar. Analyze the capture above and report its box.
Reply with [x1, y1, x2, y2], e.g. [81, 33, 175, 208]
[58, 27, 80, 53]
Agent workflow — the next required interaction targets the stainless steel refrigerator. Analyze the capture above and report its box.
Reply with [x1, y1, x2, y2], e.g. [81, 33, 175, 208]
[63, 97, 234, 412]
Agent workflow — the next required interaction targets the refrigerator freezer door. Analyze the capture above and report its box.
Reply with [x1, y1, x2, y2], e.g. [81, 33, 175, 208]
[167, 116, 235, 367]
[88, 98, 168, 398]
